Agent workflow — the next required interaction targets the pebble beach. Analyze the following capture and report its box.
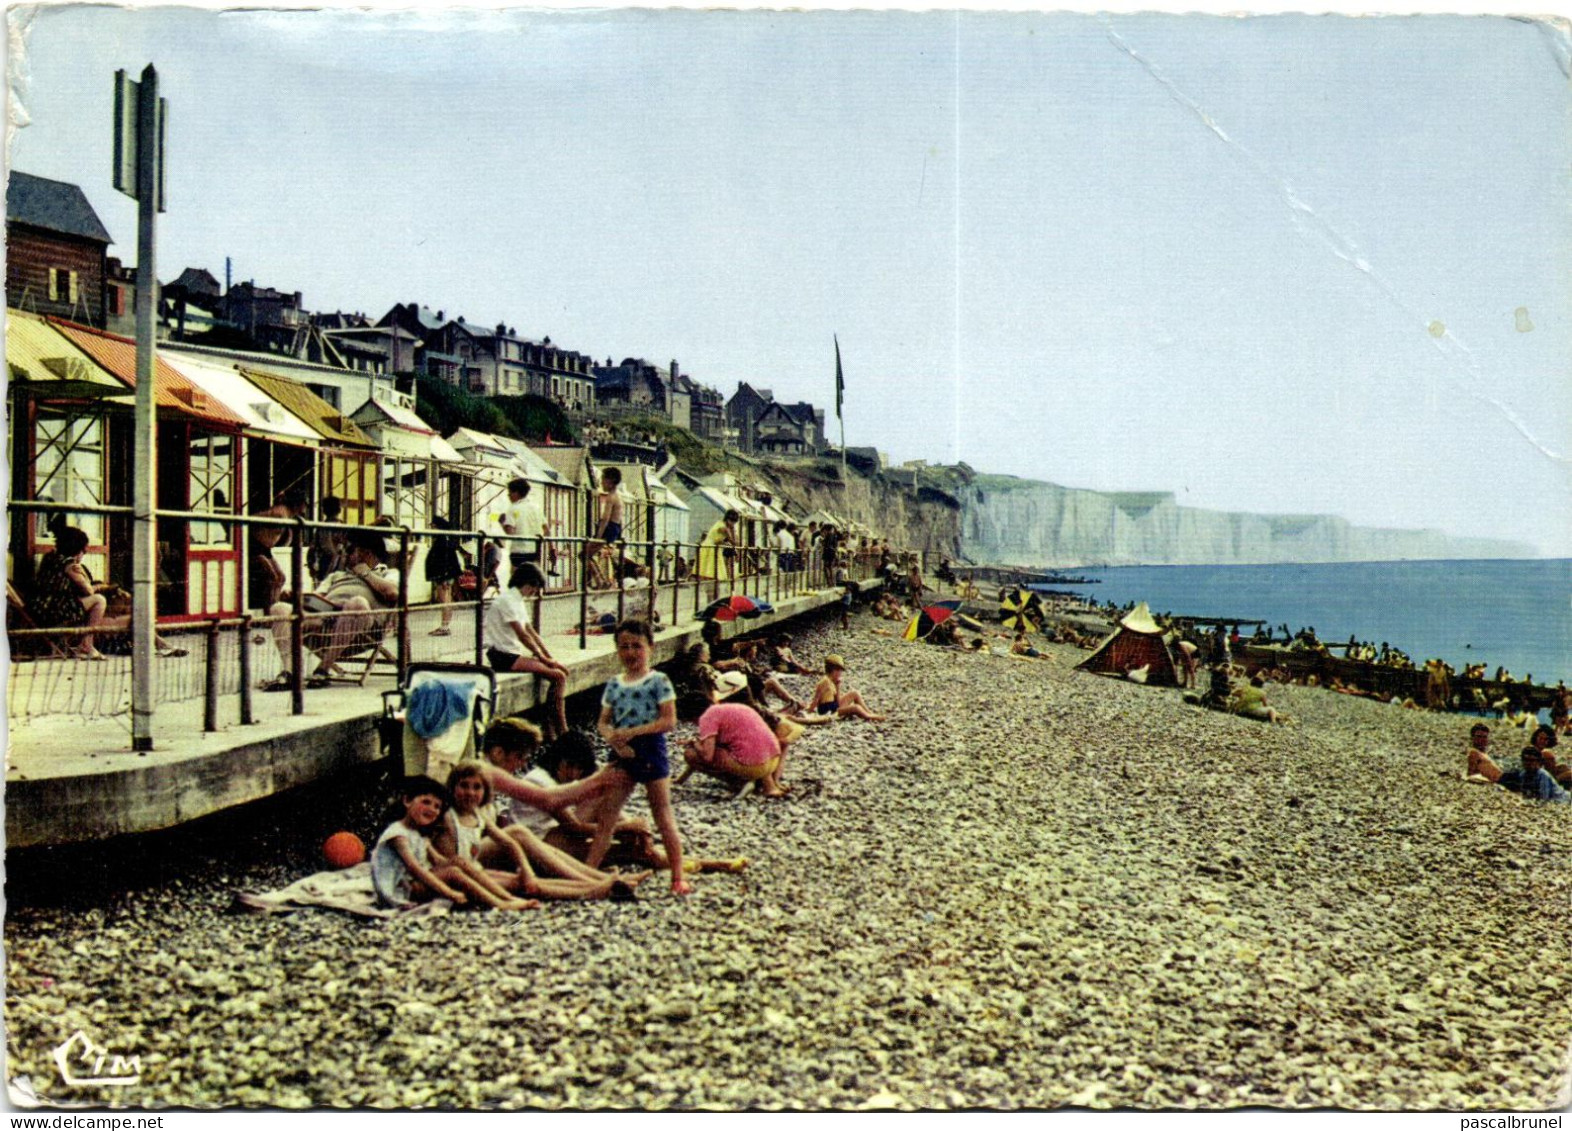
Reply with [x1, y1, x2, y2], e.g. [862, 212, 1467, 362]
[6, 607, 1571, 1111]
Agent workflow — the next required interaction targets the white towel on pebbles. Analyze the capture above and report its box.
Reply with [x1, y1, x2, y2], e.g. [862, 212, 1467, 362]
[234, 863, 453, 919]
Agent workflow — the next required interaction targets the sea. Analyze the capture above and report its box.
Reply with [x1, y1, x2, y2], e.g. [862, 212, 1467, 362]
[1033, 559, 1572, 688]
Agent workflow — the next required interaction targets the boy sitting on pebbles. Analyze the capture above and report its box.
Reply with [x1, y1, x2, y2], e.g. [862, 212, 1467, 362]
[808, 654, 886, 722]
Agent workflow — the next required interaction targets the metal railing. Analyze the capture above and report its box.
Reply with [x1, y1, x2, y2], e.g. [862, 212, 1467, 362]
[9, 499, 909, 727]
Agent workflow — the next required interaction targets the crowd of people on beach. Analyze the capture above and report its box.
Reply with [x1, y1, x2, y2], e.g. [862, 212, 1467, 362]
[360, 551, 1572, 914]
[373, 611, 888, 911]
[1089, 604, 1568, 727]
[370, 556, 1072, 912]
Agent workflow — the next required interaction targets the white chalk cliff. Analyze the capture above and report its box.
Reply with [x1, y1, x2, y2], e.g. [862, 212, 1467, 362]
[961, 478, 1535, 567]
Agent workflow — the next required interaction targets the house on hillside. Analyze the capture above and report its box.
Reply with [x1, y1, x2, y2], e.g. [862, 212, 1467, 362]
[725, 382, 772, 451]
[166, 267, 222, 306]
[220, 281, 306, 351]
[594, 357, 716, 433]
[781, 402, 826, 450]
[752, 401, 810, 455]
[724, 381, 826, 454]
[160, 266, 224, 342]
[321, 323, 420, 375]
[594, 358, 670, 417]
[6, 171, 114, 327]
[688, 381, 724, 442]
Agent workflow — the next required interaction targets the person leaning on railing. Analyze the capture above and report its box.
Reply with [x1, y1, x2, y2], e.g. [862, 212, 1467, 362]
[261, 529, 400, 691]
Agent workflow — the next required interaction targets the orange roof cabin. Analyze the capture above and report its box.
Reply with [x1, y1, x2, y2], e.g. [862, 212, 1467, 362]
[40, 319, 251, 620]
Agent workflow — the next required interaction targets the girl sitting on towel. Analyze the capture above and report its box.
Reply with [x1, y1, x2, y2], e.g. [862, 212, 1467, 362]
[434, 763, 638, 901]
[371, 775, 538, 911]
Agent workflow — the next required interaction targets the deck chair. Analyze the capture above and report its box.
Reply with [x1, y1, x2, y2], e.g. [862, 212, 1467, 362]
[7, 581, 70, 660]
[303, 604, 400, 686]
[381, 663, 497, 782]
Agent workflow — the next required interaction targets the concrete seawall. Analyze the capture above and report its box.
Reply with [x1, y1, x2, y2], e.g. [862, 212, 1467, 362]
[6, 583, 875, 848]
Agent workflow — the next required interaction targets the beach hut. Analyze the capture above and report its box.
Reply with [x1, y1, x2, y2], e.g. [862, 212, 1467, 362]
[234, 365, 381, 528]
[530, 444, 600, 591]
[646, 469, 691, 580]
[1076, 602, 1180, 687]
[447, 426, 533, 531]
[48, 319, 254, 619]
[351, 394, 473, 530]
[7, 311, 128, 596]
[450, 429, 578, 589]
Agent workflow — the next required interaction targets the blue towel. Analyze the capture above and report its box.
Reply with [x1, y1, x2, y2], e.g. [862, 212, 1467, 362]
[406, 678, 474, 740]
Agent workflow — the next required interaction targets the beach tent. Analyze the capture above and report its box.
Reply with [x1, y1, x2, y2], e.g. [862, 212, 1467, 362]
[1076, 602, 1180, 687]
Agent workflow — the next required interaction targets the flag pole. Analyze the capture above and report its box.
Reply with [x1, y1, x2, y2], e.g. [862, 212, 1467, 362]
[834, 335, 845, 479]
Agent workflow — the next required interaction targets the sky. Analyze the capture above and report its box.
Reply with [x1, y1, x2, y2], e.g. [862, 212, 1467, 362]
[6, 4, 1569, 556]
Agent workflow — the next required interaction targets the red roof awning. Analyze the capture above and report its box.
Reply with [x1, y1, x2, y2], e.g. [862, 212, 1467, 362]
[50, 319, 248, 429]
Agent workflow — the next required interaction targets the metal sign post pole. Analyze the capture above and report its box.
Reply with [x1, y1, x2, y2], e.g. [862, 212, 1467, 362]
[123, 64, 163, 752]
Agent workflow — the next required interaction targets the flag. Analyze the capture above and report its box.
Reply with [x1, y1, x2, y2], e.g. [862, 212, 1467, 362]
[834, 335, 844, 421]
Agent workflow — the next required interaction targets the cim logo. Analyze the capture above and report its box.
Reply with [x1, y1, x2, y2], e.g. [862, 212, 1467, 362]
[52, 1031, 141, 1088]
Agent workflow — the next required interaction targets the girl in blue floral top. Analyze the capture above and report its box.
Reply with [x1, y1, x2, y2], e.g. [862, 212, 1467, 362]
[594, 618, 690, 894]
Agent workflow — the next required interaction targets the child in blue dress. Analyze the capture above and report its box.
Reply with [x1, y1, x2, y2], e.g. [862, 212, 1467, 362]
[592, 618, 691, 894]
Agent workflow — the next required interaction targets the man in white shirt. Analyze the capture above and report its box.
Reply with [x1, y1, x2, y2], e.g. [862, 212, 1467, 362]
[500, 477, 547, 572]
[773, 521, 797, 573]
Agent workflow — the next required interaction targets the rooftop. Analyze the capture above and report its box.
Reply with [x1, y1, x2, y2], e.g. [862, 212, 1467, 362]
[7, 171, 113, 244]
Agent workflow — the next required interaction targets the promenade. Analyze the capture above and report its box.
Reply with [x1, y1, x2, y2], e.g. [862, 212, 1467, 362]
[6, 580, 873, 848]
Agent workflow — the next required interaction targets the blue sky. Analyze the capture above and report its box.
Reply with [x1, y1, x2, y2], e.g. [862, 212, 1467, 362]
[8, 6, 1569, 555]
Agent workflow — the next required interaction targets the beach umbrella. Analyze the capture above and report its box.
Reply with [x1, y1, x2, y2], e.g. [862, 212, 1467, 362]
[902, 599, 964, 641]
[702, 594, 774, 622]
[999, 588, 1042, 633]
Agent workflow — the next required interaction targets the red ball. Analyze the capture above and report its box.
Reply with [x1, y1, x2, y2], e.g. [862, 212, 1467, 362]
[323, 831, 366, 870]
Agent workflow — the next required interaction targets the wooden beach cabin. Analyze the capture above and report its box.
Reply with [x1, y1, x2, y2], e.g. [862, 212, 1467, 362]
[233, 364, 382, 529]
[7, 310, 130, 603]
[351, 393, 477, 600]
[530, 444, 598, 589]
[47, 319, 251, 621]
[163, 352, 348, 612]
[646, 469, 691, 579]
[447, 428, 578, 590]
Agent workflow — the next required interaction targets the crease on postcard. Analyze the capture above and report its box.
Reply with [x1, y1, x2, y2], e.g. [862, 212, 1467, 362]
[1102, 16, 1569, 471]
[7, 5, 35, 160]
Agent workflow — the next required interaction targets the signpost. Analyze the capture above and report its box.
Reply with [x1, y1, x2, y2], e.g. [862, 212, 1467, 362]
[113, 65, 166, 752]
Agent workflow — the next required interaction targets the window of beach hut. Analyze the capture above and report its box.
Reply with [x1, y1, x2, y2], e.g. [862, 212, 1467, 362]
[30, 410, 107, 549]
[245, 439, 315, 527]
